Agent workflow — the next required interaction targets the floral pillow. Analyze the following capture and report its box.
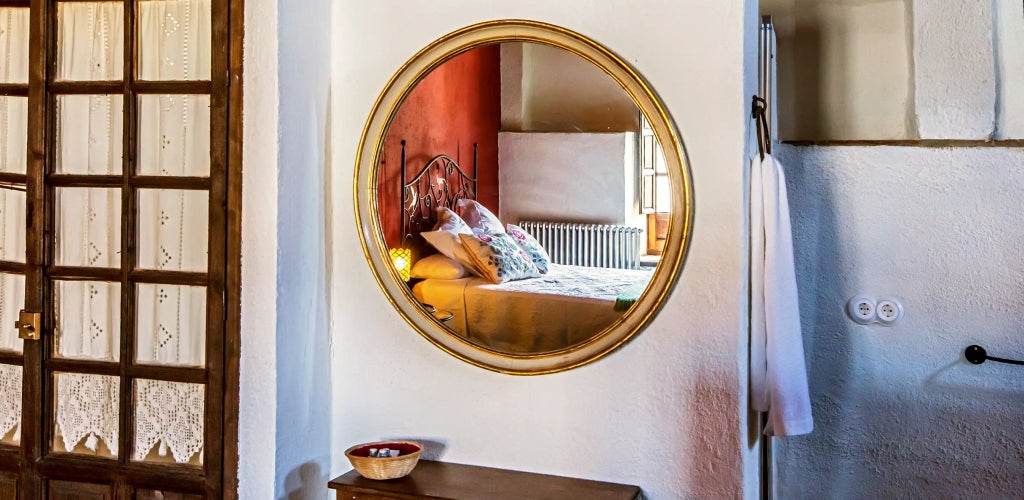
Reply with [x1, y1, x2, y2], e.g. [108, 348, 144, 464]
[420, 208, 480, 276]
[459, 232, 541, 284]
[455, 199, 505, 235]
[506, 224, 551, 274]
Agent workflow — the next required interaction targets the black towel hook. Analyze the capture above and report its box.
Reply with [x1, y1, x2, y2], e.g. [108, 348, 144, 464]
[751, 95, 771, 161]
[964, 345, 1024, 366]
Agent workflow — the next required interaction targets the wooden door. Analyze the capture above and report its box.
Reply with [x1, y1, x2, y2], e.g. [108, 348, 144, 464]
[0, 0, 239, 497]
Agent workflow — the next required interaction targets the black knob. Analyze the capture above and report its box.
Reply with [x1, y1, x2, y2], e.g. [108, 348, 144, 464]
[965, 345, 988, 365]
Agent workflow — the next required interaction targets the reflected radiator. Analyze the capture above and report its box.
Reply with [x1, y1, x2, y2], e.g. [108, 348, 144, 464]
[518, 221, 644, 270]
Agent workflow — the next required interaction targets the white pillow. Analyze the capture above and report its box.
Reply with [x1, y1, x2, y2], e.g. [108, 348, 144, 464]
[455, 199, 505, 234]
[410, 254, 467, 280]
[420, 208, 480, 275]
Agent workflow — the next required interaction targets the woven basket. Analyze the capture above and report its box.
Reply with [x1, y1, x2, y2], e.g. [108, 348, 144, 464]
[344, 441, 423, 480]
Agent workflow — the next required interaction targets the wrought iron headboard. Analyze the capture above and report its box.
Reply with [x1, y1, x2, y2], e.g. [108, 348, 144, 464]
[400, 139, 478, 248]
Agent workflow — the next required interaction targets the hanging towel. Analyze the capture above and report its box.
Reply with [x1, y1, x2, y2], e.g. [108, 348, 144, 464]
[750, 153, 813, 436]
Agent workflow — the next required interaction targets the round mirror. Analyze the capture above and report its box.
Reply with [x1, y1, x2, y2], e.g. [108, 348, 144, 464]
[355, 20, 692, 374]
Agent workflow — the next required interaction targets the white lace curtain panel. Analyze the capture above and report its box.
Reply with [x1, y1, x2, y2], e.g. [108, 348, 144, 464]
[0, 1, 210, 464]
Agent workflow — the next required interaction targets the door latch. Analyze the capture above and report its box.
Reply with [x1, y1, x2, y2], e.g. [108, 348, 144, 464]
[15, 310, 40, 340]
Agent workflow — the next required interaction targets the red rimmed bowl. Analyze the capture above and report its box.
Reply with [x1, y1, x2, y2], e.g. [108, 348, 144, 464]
[344, 440, 423, 480]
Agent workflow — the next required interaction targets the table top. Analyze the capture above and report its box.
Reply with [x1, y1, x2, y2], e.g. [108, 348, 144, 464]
[329, 460, 642, 500]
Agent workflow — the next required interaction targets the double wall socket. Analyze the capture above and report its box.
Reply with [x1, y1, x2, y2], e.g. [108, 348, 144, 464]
[847, 296, 903, 325]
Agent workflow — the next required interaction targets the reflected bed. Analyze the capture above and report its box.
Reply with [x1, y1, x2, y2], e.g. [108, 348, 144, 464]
[413, 264, 653, 353]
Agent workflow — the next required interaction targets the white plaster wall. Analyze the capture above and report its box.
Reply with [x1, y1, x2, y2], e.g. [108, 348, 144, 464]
[773, 144, 1024, 497]
[497, 132, 642, 228]
[762, 0, 912, 140]
[764, 0, 1024, 141]
[239, 0, 278, 496]
[995, 0, 1024, 139]
[330, 1, 753, 498]
[499, 43, 525, 131]
[274, 0, 333, 498]
[914, 0, 996, 140]
[741, 0, 761, 496]
[502, 42, 640, 133]
[240, 0, 332, 497]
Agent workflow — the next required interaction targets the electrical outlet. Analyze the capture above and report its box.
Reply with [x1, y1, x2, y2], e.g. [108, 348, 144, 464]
[847, 296, 876, 324]
[876, 298, 903, 325]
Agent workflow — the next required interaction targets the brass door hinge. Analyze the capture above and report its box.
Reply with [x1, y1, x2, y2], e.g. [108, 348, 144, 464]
[16, 310, 40, 340]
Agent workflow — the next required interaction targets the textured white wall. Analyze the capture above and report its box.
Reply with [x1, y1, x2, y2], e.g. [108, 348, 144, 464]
[239, 0, 278, 496]
[240, 0, 333, 497]
[274, 0, 333, 498]
[497, 132, 641, 228]
[995, 0, 1024, 139]
[773, 144, 1024, 497]
[330, 1, 753, 498]
[913, 0, 996, 139]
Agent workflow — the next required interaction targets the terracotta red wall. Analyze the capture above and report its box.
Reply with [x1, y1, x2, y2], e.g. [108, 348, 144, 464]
[378, 46, 501, 248]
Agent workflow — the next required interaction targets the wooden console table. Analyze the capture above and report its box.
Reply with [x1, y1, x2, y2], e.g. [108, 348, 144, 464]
[328, 460, 642, 499]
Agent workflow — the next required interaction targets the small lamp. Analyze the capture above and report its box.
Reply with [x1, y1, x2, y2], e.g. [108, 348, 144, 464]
[389, 248, 412, 282]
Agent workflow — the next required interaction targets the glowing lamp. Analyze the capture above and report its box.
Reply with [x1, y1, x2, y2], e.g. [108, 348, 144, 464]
[389, 248, 412, 282]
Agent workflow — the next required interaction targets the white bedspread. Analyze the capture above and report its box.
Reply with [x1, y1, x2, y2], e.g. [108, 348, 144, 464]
[412, 264, 652, 353]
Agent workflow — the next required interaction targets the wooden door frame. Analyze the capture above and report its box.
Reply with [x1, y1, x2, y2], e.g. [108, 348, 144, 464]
[22, 0, 45, 497]
[223, 0, 243, 497]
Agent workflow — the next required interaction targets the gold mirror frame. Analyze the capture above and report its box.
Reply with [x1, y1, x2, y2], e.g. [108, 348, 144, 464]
[354, 20, 694, 375]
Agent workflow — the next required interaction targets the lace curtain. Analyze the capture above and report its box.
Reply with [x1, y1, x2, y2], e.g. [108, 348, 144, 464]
[0, 0, 210, 464]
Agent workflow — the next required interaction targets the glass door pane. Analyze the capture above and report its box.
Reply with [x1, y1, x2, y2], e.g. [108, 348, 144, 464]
[137, 189, 208, 271]
[136, 283, 205, 367]
[137, 94, 210, 176]
[0, 189, 26, 263]
[55, 188, 122, 268]
[53, 372, 119, 458]
[0, 273, 25, 353]
[137, 0, 211, 81]
[0, 96, 28, 173]
[133, 379, 203, 464]
[54, 281, 120, 361]
[56, 94, 125, 175]
[0, 7, 29, 84]
[0, 365, 21, 445]
[56, 2, 125, 82]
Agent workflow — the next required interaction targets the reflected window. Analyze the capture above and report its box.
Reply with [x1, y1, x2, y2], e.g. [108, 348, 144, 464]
[639, 112, 669, 215]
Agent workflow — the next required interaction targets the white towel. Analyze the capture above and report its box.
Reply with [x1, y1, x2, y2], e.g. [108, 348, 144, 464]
[750, 154, 814, 436]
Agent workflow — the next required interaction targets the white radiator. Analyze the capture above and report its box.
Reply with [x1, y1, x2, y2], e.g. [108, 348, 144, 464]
[518, 221, 644, 270]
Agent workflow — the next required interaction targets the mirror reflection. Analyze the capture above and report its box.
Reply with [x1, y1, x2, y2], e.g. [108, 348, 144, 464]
[376, 41, 671, 355]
